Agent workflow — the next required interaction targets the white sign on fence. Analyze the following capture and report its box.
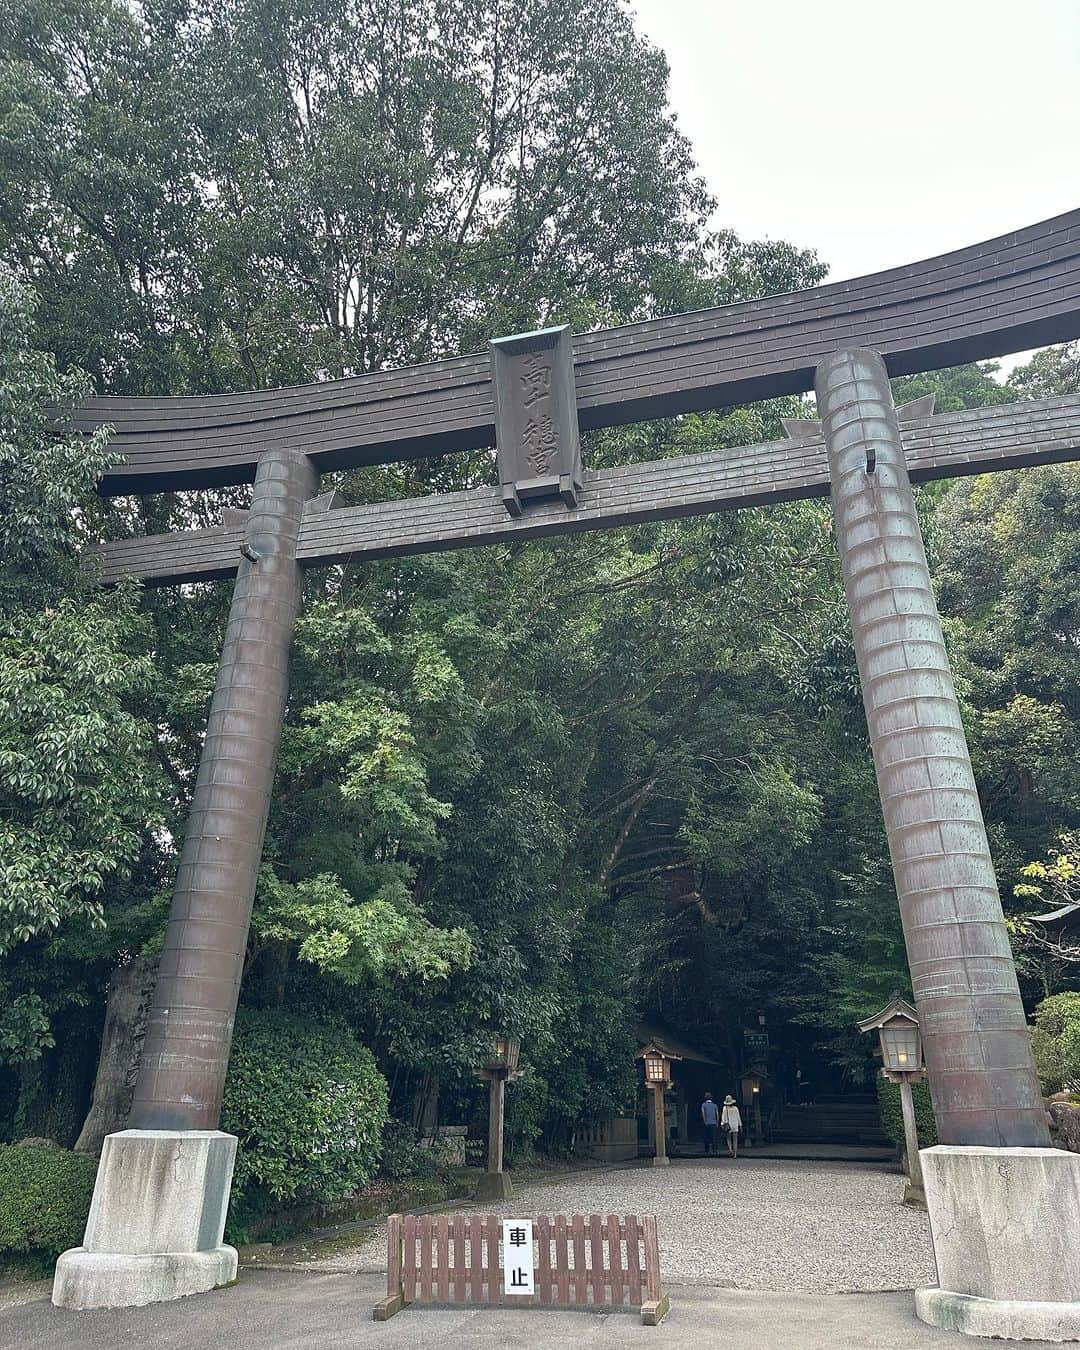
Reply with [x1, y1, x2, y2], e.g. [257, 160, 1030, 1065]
[502, 1218, 535, 1296]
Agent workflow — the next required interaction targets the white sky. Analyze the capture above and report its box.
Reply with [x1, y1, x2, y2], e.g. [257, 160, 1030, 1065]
[631, 1, 1080, 308]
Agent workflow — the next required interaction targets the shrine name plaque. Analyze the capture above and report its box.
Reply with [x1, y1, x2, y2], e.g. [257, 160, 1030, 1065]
[490, 324, 583, 516]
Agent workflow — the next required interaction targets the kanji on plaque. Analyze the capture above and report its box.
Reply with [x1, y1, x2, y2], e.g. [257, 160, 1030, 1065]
[502, 1218, 535, 1296]
[520, 356, 551, 406]
[522, 414, 559, 473]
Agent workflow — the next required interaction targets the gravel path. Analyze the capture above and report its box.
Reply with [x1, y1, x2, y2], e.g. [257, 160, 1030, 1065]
[0, 1276, 52, 1312]
[299, 1158, 936, 1294]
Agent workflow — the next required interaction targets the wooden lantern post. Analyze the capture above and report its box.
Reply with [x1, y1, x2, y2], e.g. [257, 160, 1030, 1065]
[474, 1034, 521, 1201]
[638, 1042, 679, 1167]
[859, 997, 926, 1204]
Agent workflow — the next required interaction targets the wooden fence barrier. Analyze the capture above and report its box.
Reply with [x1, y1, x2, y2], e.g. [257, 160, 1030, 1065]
[373, 1211, 669, 1325]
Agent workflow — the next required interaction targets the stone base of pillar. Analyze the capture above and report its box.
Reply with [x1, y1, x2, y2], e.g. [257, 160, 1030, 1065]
[916, 1288, 1080, 1343]
[473, 1170, 514, 1201]
[52, 1248, 237, 1310]
[651, 1155, 670, 1167]
[52, 1129, 238, 1310]
[916, 1145, 1080, 1341]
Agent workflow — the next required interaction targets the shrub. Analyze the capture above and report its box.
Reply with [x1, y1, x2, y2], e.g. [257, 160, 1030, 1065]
[1031, 992, 1080, 1095]
[377, 1119, 464, 1184]
[875, 1074, 937, 1151]
[221, 1009, 389, 1207]
[379, 1119, 437, 1182]
[0, 1144, 98, 1259]
[503, 1070, 549, 1164]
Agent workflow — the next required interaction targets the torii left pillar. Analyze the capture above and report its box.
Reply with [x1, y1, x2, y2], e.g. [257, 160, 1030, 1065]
[54, 448, 318, 1310]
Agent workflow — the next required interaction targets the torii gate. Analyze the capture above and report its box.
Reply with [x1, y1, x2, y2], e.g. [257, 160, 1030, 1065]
[57, 210, 1080, 1339]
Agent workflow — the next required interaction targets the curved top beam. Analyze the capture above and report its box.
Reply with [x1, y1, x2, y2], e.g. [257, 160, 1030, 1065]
[78, 208, 1080, 495]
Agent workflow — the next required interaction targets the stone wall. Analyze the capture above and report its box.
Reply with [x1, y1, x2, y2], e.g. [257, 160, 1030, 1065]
[575, 1117, 638, 1163]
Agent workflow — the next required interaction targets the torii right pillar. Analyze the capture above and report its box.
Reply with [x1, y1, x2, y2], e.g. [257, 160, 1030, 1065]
[817, 349, 1080, 1343]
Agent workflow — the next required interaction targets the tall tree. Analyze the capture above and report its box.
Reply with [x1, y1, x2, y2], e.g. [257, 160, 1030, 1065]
[1, 0, 736, 393]
[0, 273, 161, 959]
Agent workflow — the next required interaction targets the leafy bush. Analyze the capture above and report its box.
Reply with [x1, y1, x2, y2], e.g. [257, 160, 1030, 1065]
[221, 1010, 388, 1206]
[1031, 992, 1080, 1096]
[876, 1074, 937, 1151]
[504, 1070, 549, 1164]
[0, 1144, 98, 1259]
[379, 1119, 438, 1181]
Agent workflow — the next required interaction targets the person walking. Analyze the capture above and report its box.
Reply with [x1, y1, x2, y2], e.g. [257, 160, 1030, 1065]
[701, 1092, 720, 1156]
[721, 1094, 743, 1158]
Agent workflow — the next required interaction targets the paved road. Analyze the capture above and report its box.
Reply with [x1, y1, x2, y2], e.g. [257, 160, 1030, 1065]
[294, 1158, 937, 1293]
[0, 1271, 1062, 1350]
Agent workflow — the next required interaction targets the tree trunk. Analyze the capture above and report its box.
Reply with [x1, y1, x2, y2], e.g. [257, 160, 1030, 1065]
[74, 958, 157, 1155]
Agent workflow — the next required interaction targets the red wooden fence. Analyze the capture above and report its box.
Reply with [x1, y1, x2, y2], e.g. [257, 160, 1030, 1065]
[373, 1211, 669, 1325]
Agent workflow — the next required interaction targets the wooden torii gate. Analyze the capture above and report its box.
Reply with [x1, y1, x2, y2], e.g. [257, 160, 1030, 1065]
[55, 211, 1080, 1332]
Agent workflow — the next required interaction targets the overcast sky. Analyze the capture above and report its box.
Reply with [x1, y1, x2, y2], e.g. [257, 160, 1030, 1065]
[631, 0, 1080, 293]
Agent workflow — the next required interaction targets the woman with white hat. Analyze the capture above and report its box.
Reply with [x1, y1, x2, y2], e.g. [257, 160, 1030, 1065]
[721, 1094, 743, 1158]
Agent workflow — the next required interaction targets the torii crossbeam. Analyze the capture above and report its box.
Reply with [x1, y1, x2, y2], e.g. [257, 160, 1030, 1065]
[88, 392, 1080, 586]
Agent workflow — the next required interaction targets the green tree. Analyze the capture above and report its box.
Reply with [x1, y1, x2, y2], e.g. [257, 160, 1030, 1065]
[1012, 835, 1080, 999]
[0, 0, 735, 392]
[1012, 342, 1080, 400]
[892, 360, 1016, 414]
[932, 466, 1080, 894]
[0, 274, 162, 959]
[1029, 992, 1080, 1096]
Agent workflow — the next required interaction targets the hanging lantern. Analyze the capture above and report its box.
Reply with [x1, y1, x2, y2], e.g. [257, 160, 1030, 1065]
[638, 1041, 676, 1086]
[857, 996, 924, 1081]
[482, 1033, 521, 1077]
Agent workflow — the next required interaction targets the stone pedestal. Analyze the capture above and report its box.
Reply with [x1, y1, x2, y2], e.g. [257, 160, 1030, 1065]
[916, 1145, 1080, 1341]
[473, 1169, 514, 1201]
[53, 1130, 238, 1310]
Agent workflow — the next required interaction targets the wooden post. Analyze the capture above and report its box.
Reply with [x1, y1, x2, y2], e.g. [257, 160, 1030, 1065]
[489, 1075, 504, 1174]
[651, 1083, 669, 1167]
[474, 1071, 513, 1200]
[640, 1215, 670, 1325]
[899, 1076, 925, 1202]
[372, 1214, 405, 1320]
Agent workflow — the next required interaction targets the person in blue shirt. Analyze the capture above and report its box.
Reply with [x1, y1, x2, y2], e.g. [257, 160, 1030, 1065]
[701, 1092, 720, 1155]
